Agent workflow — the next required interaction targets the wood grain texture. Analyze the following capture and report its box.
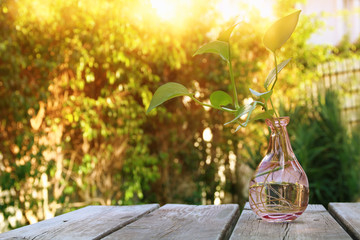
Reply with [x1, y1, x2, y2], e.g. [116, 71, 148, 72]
[103, 204, 240, 240]
[329, 202, 360, 240]
[0, 204, 159, 240]
[230, 203, 351, 240]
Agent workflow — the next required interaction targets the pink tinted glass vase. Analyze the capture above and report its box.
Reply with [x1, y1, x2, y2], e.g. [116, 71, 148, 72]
[249, 117, 309, 222]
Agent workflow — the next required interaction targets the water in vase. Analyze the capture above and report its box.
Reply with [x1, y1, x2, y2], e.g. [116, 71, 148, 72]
[249, 181, 309, 222]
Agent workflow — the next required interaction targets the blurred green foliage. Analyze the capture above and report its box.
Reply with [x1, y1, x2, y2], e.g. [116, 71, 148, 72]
[0, 0, 359, 232]
[284, 90, 360, 207]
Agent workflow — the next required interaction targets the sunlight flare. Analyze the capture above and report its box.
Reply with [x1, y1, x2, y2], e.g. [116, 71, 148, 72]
[216, 0, 275, 22]
[150, 0, 177, 21]
[203, 128, 213, 142]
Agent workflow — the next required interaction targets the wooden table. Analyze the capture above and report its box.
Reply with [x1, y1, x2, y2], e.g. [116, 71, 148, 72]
[329, 203, 360, 240]
[0, 202, 359, 240]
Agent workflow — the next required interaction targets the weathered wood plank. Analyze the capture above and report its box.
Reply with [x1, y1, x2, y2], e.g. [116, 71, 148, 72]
[230, 203, 351, 240]
[0, 204, 159, 240]
[103, 204, 240, 240]
[329, 202, 360, 240]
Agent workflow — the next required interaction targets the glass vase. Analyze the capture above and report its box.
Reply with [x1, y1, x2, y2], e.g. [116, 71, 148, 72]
[249, 117, 309, 222]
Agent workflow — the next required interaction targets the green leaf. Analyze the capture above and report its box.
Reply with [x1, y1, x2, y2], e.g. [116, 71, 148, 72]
[210, 91, 233, 108]
[220, 106, 237, 112]
[146, 82, 191, 114]
[217, 23, 238, 42]
[193, 40, 229, 62]
[234, 124, 242, 132]
[242, 102, 257, 125]
[264, 58, 291, 90]
[263, 10, 301, 52]
[234, 102, 258, 132]
[224, 103, 254, 126]
[249, 88, 273, 101]
[249, 110, 274, 123]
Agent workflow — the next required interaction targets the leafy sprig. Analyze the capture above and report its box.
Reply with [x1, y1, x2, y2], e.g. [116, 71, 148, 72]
[147, 10, 301, 132]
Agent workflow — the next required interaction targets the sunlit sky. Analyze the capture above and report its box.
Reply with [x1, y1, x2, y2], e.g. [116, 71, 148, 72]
[16, 0, 360, 46]
[149, 0, 360, 46]
[150, 0, 275, 23]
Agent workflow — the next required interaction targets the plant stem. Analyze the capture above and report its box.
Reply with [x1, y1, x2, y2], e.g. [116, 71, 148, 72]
[254, 166, 283, 179]
[268, 52, 287, 160]
[269, 97, 279, 118]
[190, 96, 236, 113]
[254, 101, 266, 109]
[228, 46, 239, 108]
[271, 51, 278, 91]
[190, 96, 214, 108]
[269, 52, 279, 118]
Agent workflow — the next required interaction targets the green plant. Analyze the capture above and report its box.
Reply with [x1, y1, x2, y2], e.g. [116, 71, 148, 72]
[284, 90, 360, 206]
[147, 10, 301, 131]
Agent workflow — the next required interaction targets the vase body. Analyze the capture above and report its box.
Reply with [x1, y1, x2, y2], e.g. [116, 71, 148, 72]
[249, 117, 309, 222]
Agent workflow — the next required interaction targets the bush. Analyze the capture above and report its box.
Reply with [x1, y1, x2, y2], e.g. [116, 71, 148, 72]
[285, 90, 360, 206]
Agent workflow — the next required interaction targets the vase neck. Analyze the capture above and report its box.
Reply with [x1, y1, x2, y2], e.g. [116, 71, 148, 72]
[266, 117, 294, 156]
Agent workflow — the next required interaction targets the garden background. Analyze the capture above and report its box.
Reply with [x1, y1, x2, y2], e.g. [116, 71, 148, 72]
[1, 0, 360, 232]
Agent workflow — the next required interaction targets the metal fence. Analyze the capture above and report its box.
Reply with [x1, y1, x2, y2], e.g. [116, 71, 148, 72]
[316, 58, 360, 130]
